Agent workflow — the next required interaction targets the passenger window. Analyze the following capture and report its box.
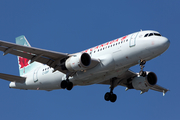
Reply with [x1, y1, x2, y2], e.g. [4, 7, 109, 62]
[149, 33, 153, 36]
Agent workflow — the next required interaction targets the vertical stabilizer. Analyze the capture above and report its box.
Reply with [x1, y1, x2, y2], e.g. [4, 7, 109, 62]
[16, 35, 42, 76]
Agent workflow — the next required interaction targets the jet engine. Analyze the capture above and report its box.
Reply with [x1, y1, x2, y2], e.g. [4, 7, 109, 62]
[65, 53, 91, 72]
[132, 72, 157, 92]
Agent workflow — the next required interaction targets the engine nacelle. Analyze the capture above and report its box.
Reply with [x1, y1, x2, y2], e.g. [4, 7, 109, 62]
[65, 53, 91, 72]
[132, 72, 157, 92]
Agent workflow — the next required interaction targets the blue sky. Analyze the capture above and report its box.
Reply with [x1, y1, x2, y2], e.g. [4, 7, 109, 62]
[0, 1, 179, 120]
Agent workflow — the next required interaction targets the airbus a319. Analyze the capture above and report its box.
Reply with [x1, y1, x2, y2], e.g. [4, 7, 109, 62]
[0, 30, 170, 102]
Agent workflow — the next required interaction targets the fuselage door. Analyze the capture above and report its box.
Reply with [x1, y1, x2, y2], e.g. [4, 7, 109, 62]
[33, 68, 39, 82]
[129, 32, 139, 47]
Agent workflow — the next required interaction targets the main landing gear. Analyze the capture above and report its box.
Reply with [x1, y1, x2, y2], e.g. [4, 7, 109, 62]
[139, 59, 146, 77]
[104, 77, 117, 103]
[61, 76, 73, 91]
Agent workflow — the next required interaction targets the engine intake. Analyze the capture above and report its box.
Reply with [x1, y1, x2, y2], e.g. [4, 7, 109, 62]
[132, 72, 157, 92]
[146, 72, 157, 86]
[65, 53, 91, 72]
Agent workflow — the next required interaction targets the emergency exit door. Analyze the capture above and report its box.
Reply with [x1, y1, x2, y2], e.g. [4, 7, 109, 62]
[129, 32, 139, 47]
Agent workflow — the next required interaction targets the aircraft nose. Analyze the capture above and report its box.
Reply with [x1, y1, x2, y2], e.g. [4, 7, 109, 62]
[162, 37, 170, 50]
[149, 36, 170, 55]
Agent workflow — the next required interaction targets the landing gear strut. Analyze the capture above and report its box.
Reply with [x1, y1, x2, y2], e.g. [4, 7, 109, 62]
[61, 76, 73, 91]
[139, 59, 146, 77]
[104, 78, 117, 103]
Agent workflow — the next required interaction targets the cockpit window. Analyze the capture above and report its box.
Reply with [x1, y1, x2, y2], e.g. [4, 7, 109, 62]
[144, 34, 148, 37]
[149, 33, 153, 36]
[144, 32, 162, 37]
[154, 33, 161, 36]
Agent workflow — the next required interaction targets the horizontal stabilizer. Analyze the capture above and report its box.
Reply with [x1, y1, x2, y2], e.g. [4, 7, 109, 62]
[0, 73, 26, 83]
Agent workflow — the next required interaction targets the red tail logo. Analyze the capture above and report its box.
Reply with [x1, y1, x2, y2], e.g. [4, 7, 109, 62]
[19, 57, 30, 69]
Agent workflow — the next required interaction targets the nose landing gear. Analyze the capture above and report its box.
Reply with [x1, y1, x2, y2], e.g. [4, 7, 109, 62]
[139, 60, 146, 77]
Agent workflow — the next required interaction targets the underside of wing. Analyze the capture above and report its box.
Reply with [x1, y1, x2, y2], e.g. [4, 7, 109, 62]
[0, 40, 69, 73]
[150, 85, 169, 96]
[98, 70, 136, 87]
[98, 70, 169, 95]
[0, 73, 26, 83]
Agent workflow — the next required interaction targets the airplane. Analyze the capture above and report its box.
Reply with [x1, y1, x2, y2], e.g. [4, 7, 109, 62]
[0, 30, 170, 102]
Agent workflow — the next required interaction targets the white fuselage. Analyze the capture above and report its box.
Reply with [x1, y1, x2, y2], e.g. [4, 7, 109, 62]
[9, 30, 170, 90]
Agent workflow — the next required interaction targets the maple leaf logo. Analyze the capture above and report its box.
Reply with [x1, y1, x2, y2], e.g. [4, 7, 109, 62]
[19, 57, 30, 69]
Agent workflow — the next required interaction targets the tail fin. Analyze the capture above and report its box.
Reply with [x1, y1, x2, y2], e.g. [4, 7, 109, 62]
[16, 35, 42, 76]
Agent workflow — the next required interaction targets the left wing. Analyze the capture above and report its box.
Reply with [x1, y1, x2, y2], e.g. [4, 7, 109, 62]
[98, 70, 169, 96]
[0, 40, 71, 74]
[0, 39, 99, 74]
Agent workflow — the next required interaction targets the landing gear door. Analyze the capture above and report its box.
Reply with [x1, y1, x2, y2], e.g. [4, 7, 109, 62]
[129, 32, 139, 47]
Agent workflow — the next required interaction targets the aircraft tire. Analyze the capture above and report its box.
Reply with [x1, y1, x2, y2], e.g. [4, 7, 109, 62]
[104, 92, 111, 101]
[66, 82, 73, 91]
[110, 94, 117, 103]
[61, 80, 67, 89]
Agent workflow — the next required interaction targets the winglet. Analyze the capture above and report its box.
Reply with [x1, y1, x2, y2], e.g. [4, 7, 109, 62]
[140, 91, 145, 95]
[163, 90, 165, 96]
[125, 87, 129, 91]
[163, 89, 169, 96]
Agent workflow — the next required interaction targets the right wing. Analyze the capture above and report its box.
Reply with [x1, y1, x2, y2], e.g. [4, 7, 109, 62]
[150, 85, 169, 96]
[0, 73, 26, 83]
[98, 70, 169, 96]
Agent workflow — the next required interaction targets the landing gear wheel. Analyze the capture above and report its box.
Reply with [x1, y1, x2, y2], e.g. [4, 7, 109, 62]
[61, 80, 73, 90]
[110, 94, 117, 103]
[104, 92, 111, 101]
[61, 80, 67, 89]
[104, 77, 118, 102]
[66, 82, 73, 91]
[104, 92, 117, 103]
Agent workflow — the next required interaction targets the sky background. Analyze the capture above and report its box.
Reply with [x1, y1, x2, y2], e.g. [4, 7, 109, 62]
[0, 0, 179, 120]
